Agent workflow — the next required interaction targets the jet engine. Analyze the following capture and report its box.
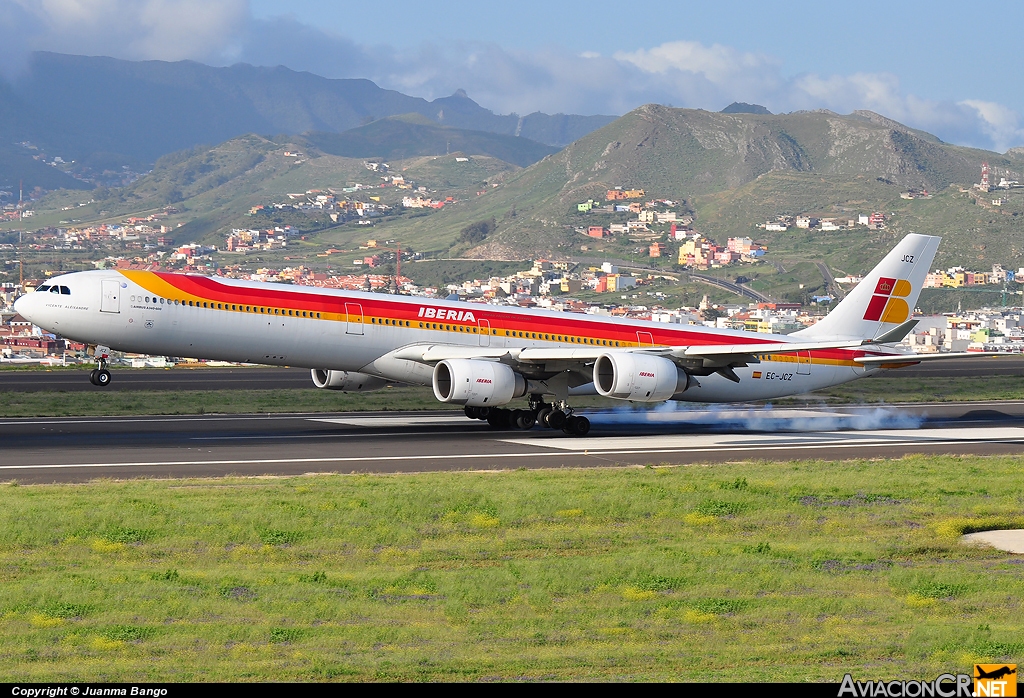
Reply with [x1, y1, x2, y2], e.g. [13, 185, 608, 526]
[310, 369, 387, 392]
[432, 359, 526, 407]
[593, 352, 690, 402]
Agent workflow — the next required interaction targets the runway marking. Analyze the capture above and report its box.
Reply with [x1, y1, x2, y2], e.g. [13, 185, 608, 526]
[501, 426, 1024, 451]
[4, 428, 1024, 471]
[312, 416, 471, 427]
[191, 430, 460, 441]
[0, 413, 449, 427]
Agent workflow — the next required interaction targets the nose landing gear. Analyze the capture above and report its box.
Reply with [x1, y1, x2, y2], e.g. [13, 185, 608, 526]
[88, 346, 112, 387]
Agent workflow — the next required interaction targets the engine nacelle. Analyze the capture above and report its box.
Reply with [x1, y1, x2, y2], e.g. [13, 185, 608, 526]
[432, 359, 526, 407]
[593, 352, 689, 402]
[310, 369, 387, 392]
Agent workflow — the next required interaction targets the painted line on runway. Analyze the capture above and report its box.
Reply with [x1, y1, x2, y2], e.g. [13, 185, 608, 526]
[191, 430, 466, 441]
[312, 416, 471, 427]
[501, 426, 1024, 451]
[0, 413, 457, 427]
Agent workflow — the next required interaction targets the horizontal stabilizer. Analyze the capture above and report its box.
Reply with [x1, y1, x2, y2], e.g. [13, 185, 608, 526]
[854, 352, 1014, 364]
[871, 319, 919, 344]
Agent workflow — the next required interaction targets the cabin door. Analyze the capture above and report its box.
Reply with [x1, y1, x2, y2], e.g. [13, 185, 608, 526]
[100, 279, 121, 313]
[797, 350, 812, 375]
[345, 302, 364, 335]
[477, 319, 491, 347]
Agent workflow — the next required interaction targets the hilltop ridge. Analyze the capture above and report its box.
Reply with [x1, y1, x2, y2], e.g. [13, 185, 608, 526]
[0, 52, 615, 174]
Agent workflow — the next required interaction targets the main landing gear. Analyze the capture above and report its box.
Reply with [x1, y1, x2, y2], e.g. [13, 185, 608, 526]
[89, 358, 112, 387]
[464, 396, 591, 436]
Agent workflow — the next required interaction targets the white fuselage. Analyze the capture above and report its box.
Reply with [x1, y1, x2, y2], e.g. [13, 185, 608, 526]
[15, 269, 885, 403]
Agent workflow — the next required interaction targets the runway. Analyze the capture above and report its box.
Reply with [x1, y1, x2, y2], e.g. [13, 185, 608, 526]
[0, 354, 1021, 391]
[0, 366, 312, 391]
[3, 401, 1024, 484]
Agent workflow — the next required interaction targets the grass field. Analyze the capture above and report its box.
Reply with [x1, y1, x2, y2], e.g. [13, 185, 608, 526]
[1, 456, 1022, 681]
[0, 386, 460, 417]
[0, 372, 1022, 417]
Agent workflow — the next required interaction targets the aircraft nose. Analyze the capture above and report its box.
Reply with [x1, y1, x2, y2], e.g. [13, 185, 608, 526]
[13, 292, 36, 322]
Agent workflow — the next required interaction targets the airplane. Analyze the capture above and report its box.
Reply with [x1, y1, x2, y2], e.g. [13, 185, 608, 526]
[12, 233, 1000, 435]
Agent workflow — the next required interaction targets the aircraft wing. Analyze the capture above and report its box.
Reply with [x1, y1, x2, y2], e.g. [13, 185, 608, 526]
[395, 339, 871, 367]
[393, 319, 924, 369]
[393, 344, 607, 364]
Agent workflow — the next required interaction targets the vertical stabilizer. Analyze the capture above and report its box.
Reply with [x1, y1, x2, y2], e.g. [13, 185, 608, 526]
[794, 234, 940, 341]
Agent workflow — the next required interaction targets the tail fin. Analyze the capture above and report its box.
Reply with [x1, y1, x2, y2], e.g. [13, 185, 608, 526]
[795, 233, 940, 341]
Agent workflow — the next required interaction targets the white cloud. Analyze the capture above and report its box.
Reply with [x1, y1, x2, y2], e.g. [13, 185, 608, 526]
[0, 4, 1020, 152]
[1, 0, 247, 66]
[959, 100, 1024, 153]
[615, 40, 781, 92]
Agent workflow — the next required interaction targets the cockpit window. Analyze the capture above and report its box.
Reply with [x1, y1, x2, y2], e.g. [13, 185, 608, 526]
[50, 286, 61, 293]
[60, 286, 71, 295]
[36, 285, 50, 292]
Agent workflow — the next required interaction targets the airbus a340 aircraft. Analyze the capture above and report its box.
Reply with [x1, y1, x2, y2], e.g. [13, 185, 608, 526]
[13, 233, 989, 435]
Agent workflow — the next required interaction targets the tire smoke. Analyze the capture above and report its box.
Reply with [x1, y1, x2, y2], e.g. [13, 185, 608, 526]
[585, 402, 924, 433]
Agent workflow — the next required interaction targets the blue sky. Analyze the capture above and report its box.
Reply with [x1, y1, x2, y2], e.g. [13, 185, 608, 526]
[3, 0, 1022, 151]
[251, 0, 1015, 108]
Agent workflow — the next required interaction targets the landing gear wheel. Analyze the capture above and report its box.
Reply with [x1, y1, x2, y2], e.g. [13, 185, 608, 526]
[487, 408, 511, 429]
[89, 369, 99, 386]
[536, 406, 553, 428]
[464, 406, 479, 420]
[95, 369, 112, 387]
[515, 410, 536, 430]
[563, 415, 590, 437]
[547, 409, 567, 430]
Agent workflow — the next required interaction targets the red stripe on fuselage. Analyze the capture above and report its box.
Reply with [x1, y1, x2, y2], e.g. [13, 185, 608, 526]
[146, 271, 886, 361]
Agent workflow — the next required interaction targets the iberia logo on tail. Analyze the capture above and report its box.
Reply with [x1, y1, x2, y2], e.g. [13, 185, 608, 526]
[863, 277, 912, 324]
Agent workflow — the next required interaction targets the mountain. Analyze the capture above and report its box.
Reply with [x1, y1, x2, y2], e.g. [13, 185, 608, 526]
[359, 104, 1023, 266]
[721, 102, 772, 115]
[301, 115, 558, 168]
[17, 103, 1024, 275]
[0, 52, 615, 171]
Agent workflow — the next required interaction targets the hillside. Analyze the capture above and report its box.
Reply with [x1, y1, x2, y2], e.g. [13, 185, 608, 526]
[301, 115, 558, 167]
[14, 103, 1024, 289]
[12, 134, 520, 246]
[357, 104, 1023, 267]
[0, 53, 614, 169]
[0, 144, 91, 194]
